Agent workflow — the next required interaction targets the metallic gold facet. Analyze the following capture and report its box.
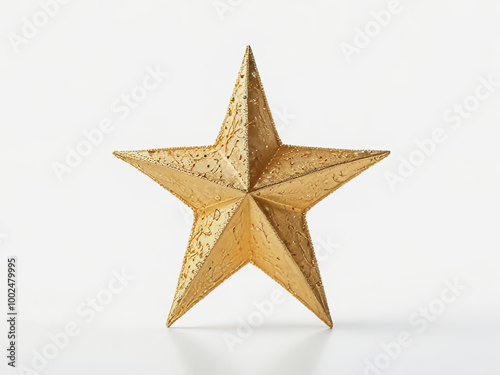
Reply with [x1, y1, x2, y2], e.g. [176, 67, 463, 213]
[114, 46, 390, 328]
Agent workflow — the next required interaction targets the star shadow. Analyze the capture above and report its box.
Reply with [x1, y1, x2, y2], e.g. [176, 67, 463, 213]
[165, 323, 331, 375]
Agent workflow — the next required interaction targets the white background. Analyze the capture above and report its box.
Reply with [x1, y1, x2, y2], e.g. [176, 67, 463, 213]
[1, 0, 499, 374]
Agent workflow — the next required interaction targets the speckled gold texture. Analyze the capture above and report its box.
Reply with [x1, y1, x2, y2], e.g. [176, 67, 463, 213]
[114, 46, 390, 327]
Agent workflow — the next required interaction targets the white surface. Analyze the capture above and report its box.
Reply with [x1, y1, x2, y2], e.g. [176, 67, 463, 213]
[1, 0, 499, 374]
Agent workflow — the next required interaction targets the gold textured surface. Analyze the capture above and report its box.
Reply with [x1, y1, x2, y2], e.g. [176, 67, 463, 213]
[114, 46, 390, 327]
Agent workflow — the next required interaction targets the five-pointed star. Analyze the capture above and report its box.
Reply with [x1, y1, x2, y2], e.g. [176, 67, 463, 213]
[114, 46, 389, 327]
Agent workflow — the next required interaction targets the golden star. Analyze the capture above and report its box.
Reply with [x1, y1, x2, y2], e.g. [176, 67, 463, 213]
[114, 46, 389, 327]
